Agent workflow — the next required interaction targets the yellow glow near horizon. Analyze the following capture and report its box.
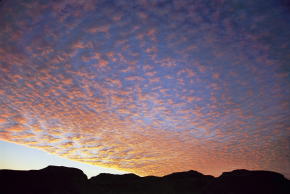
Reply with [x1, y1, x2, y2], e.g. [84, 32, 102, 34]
[0, 140, 127, 178]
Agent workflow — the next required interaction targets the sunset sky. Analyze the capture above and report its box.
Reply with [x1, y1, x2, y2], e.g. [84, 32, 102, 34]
[0, 0, 290, 178]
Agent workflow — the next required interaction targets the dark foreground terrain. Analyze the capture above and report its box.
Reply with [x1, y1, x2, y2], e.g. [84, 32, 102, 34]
[0, 166, 289, 194]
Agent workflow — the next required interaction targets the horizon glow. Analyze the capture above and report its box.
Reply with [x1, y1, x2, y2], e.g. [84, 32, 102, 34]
[0, 140, 127, 178]
[0, 0, 290, 178]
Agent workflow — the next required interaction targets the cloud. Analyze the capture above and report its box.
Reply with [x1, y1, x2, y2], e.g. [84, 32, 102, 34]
[0, 0, 290, 178]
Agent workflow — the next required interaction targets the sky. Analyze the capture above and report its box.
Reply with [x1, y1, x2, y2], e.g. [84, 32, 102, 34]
[0, 0, 290, 178]
[0, 140, 126, 178]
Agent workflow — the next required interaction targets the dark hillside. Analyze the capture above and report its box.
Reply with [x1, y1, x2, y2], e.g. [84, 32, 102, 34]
[1, 166, 289, 194]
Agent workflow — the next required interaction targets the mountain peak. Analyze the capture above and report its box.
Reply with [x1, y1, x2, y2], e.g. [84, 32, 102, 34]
[163, 169, 210, 179]
[220, 169, 286, 179]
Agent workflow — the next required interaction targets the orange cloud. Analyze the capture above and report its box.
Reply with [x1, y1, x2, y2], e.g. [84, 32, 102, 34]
[1, 0, 289, 179]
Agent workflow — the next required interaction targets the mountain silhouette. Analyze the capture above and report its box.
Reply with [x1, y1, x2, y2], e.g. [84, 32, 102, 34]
[203, 169, 290, 194]
[0, 166, 289, 194]
[0, 166, 87, 194]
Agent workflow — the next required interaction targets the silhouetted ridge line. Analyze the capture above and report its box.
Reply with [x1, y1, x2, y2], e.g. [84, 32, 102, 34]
[1, 166, 289, 194]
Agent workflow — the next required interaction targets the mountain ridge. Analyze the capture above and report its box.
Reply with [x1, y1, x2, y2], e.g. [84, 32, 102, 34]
[1, 165, 289, 194]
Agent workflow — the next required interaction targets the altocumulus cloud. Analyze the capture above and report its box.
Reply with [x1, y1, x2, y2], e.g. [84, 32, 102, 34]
[0, 0, 290, 177]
